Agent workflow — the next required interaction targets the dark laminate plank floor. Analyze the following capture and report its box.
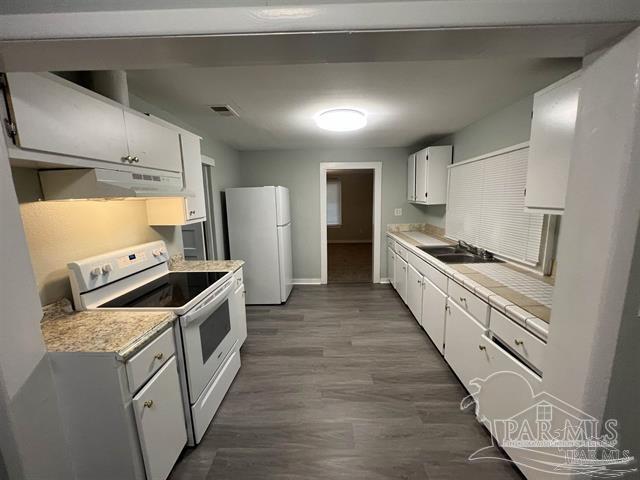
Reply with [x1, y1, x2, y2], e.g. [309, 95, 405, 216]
[169, 284, 522, 480]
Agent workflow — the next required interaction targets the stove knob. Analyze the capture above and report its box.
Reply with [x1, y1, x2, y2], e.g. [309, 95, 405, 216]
[102, 264, 113, 275]
[90, 267, 102, 277]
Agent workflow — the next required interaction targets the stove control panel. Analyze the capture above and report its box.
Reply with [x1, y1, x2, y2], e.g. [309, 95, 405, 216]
[68, 241, 169, 297]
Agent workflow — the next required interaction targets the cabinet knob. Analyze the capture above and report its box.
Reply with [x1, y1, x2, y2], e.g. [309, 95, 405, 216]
[154, 352, 164, 360]
[478, 345, 486, 351]
[459, 297, 466, 304]
[122, 155, 133, 162]
[143, 400, 154, 409]
[132, 156, 139, 163]
[514, 339, 524, 346]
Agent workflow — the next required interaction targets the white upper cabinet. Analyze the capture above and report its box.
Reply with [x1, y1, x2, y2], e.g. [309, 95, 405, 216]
[180, 133, 206, 221]
[5, 72, 129, 164]
[407, 153, 416, 201]
[409, 146, 452, 205]
[4, 72, 182, 173]
[146, 132, 207, 226]
[525, 71, 581, 214]
[123, 111, 182, 172]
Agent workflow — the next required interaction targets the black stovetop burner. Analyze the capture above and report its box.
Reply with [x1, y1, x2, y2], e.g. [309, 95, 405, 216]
[98, 271, 228, 309]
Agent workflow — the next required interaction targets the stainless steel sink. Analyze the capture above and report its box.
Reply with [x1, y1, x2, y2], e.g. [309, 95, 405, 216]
[418, 243, 503, 264]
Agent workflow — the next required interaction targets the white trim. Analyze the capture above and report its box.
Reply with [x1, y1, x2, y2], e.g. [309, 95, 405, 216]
[447, 141, 530, 168]
[201, 154, 215, 167]
[320, 162, 382, 285]
[327, 240, 373, 244]
[380, 278, 392, 284]
[292, 278, 322, 285]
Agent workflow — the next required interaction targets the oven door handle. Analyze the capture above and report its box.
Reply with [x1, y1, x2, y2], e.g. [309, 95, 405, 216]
[180, 279, 234, 327]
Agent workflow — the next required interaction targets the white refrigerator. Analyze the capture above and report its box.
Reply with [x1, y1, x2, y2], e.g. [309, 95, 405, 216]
[225, 186, 293, 304]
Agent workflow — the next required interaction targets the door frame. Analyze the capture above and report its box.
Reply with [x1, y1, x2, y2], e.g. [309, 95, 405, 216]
[320, 162, 382, 284]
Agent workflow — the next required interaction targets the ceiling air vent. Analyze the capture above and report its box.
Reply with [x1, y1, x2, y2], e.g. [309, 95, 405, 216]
[209, 105, 239, 117]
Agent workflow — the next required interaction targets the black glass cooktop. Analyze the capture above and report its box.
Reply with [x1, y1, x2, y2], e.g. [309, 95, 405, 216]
[98, 271, 228, 309]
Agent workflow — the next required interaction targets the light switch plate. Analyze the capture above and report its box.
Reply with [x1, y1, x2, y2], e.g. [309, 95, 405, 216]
[394, 208, 402, 216]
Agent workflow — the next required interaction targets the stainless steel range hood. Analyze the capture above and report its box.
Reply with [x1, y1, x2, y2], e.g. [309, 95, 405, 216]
[39, 168, 192, 201]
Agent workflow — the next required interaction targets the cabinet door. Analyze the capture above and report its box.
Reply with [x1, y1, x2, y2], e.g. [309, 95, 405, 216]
[124, 111, 182, 172]
[231, 282, 248, 347]
[180, 133, 206, 222]
[414, 148, 428, 204]
[387, 247, 396, 287]
[424, 146, 451, 205]
[406, 264, 423, 322]
[394, 257, 408, 304]
[407, 153, 416, 201]
[525, 72, 580, 213]
[6, 72, 129, 164]
[444, 300, 489, 392]
[132, 356, 187, 480]
[421, 277, 447, 354]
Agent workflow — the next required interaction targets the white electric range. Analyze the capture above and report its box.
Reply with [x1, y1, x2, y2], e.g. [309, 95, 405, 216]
[68, 240, 242, 445]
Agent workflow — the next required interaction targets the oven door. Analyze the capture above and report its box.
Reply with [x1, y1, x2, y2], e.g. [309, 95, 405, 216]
[180, 278, 236, 404]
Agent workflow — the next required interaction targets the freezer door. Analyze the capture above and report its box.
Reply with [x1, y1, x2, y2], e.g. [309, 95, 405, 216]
[277, 223, 293, 302]
[226, 187, 281, 304]
[275, 186, 291, 226]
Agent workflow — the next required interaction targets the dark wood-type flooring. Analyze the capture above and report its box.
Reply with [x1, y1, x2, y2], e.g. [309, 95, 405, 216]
[328, 243, 373, 283]
[169, 284, 522, 480]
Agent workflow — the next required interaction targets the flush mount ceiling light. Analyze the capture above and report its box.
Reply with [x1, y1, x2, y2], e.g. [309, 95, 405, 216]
[315, 109, 367, 132]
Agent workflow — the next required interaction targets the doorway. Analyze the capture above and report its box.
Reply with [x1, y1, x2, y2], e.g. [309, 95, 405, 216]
[320, 162, 382, 284]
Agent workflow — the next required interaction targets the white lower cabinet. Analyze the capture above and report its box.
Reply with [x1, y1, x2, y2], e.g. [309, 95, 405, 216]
[406, 263, 423, 321]
[394, 256, 408, 303]
[444, 300, 490, 391]
[133, 357, 187, 480]
[421, 277, 447, 354]
[387, 246, 396, 287]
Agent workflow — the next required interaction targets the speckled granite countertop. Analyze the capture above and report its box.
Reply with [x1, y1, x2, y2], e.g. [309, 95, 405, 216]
[169, 254, 244, 272]
[387, 230, 552, 341]
[41, 299, 176, 361]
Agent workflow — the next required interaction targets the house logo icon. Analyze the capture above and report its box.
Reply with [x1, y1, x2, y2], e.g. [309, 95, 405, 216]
[461, 371, 637, 477]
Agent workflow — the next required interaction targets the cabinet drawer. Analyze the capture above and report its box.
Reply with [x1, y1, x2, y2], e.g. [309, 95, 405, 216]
[396, 244, 410, 261]
[490, 308, 546, 373]
[449, 280, 489, 327]
[233, 268, 244, 288]
[132, 356, 187, 480]
[386, 237, 396, 251]
[409, 253, 448, 293]
[126, 327, 176, 394]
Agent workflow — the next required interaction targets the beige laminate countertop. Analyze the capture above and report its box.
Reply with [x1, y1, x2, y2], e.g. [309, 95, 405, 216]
[41, 299, 175, 361]
[388, 230, 552, 340]
[41, 257, 244, 360]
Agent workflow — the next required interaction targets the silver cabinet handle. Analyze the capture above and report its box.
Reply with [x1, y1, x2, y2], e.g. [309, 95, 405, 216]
[132, 156, 139, 163]
[153, 352, 164, 360]
[478, 345, 486, 351]
[122, 155, 133, 162]
[515, 339, 524, 346]
[143, 400, 154, 408]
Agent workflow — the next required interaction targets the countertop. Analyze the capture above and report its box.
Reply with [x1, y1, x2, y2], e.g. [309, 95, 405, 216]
[41, 299, 175, 361]
[168, 255, 244, 273]
[388, 230, 552, 340]
[41, 257, 245, 359]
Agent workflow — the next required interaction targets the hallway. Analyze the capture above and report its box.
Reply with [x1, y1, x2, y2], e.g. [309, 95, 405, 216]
[169, 284, 520, 480]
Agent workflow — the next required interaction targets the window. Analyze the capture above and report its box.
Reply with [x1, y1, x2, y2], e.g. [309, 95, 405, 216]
[326, 178, 342, 226]
[446, 145, 545, 266]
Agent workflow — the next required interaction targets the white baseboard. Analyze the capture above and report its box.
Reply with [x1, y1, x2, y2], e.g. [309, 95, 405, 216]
[327, 240, 373, 244]
[292, 278, 322, 285]
[380, 278, 391, 284]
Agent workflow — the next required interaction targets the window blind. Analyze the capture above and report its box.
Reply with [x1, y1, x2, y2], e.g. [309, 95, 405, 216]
[445, 145, 544, 265]
[326, 179, 342, 226]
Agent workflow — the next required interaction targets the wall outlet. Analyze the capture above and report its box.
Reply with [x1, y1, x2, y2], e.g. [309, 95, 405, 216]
[394, 208, 402, 216]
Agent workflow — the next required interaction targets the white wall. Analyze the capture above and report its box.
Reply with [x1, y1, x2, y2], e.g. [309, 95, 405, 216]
[0, 134, 73, 479]
[239, 147, 429, 280]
